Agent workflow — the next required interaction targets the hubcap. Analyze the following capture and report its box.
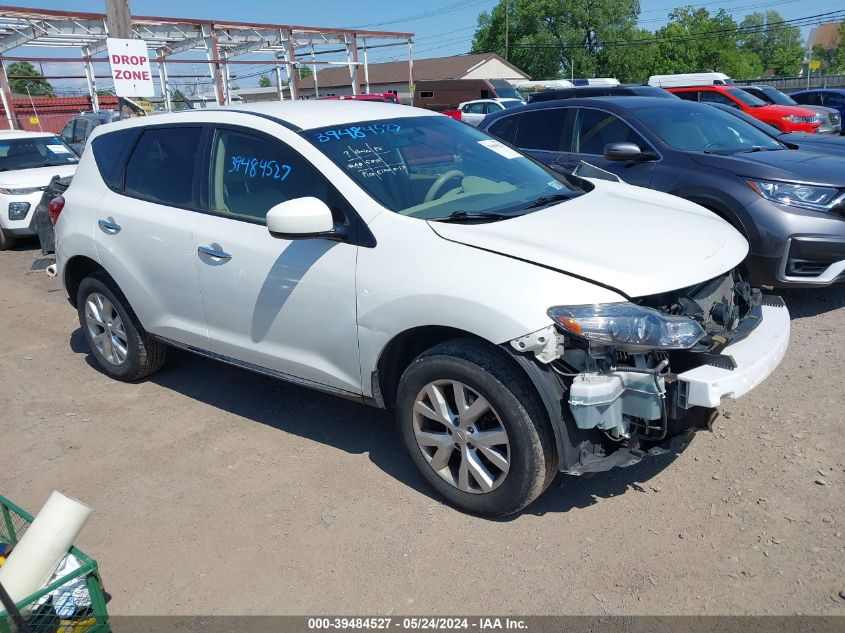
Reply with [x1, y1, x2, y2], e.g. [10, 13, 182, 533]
[84, 292, 128, 366]
[412, 380, 510, 494]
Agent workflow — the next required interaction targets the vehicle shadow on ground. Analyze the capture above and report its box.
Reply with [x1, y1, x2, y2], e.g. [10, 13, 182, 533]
[70, 329, 684, 518]
[780, 284, 845, 319]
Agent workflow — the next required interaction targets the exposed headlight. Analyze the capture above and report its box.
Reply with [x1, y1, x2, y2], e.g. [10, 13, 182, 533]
[745, 179, 841, 212]
[548, 303, 706, 351]
[782, 115, 818, 124]
[0, 186, 45, 195]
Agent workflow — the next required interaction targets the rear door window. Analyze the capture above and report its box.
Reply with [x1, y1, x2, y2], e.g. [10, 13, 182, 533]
[72, 120, 89, 144]
[699, 91, 739, 107]
[796, 92, 821, 106]
[674, 91, 700, 102]
[572, 108, 649, 154]
[513, 108, 571, 151]
[124, 126, 204, 208]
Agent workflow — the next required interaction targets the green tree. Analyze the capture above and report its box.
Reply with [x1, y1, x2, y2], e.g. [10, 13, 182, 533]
[6, 61, 53, 96]
[471, 0, 641, 80]
[652, 8, 762, 79]
[259, 74, 272, 87]
[738, 11, 803, 76]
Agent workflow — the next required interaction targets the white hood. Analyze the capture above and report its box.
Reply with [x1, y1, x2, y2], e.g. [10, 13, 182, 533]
[0, 164, 76, 187]
[428, 180, 749, 298]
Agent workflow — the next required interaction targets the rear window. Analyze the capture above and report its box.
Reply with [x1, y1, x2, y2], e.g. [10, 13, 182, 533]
[91, 128, 140, 191]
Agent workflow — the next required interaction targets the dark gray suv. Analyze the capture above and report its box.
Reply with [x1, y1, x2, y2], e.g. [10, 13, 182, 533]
[480, 97, 845, 288]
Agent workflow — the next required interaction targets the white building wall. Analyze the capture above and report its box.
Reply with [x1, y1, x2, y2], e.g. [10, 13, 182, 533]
[460, 58, 528, 81]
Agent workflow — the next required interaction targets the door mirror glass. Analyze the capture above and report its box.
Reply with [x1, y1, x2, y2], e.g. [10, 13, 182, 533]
[604, 142, 650, 161]
[266, 196, 335, 238]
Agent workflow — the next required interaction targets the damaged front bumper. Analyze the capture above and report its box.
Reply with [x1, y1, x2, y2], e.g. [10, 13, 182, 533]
[507, 294, 791, 476]
[677, 301, 790, 408]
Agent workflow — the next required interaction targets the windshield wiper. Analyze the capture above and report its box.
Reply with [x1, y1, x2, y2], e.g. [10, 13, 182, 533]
[430, 211, 512, 223]
[736, 146, 781, 153]
[523, 193, 575, 210]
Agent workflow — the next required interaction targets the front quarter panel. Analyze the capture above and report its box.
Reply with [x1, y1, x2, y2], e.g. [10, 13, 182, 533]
[356, 211, 627, 398]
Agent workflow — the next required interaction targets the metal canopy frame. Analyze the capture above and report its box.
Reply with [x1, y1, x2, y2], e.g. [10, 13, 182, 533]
[0, 4, 414, 126]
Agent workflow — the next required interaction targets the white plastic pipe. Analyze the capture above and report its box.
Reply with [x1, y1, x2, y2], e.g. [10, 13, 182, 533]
[0, 491, 92, 605]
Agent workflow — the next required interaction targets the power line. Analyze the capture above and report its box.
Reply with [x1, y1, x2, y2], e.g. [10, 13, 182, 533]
[353, 0, 492, 28]
[506, 9, 845, 51]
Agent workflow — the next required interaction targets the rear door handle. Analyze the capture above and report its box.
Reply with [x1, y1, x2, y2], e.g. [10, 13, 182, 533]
[98, 219, 121, 233]
[197, 245, 232, 261]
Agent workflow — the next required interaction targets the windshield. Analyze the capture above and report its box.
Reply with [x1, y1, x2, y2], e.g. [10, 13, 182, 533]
[489, 80, 522, 100]
[0, 136, 78, 171]
[728, 88, 767, 107]
[759, 87, 797, 106]
[632, 102, 784, 154]
[305, 116, 583, 220]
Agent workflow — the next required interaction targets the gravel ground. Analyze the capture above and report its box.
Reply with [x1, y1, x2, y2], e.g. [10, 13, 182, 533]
[1, 243, 843, 616]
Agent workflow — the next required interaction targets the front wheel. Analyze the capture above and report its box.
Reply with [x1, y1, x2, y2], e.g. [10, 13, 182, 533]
[396, 339, 557, 516]
[0, 228, 16, 251]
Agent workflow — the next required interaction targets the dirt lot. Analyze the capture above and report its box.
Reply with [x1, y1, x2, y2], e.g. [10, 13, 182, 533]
[1, 243, 843, 616]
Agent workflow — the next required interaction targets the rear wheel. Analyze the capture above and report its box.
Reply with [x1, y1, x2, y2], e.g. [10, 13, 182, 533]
[396, 339, 557, 516]
[76, 273, 167, 381]
[0, 228, 16, 251]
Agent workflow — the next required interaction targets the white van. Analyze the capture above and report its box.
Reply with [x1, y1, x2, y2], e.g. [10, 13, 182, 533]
[572, 78, 620, 87]
[648, 72, 734, 88]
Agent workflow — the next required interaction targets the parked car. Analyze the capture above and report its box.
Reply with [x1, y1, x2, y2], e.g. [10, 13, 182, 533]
[414, 78, 522, 112]
[710, 102, 845, 157]
[480, 97, 845, 288]
[790, 89, 845, 130]
[648, 72, 734, 87]
[0, 131, 78, 250]
[456, 98, 524, 126]
[528, 84, 677, 104]
[666, 85, 822, 133]
[741, 85, 841, 135]
[55, 101, 789, 515]
[60, 111, 121, 155]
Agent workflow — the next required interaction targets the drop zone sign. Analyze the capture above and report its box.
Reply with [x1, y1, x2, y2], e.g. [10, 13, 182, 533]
[106, 38, 154, 97]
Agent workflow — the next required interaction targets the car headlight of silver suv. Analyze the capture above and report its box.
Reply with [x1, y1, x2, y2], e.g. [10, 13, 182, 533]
[745, 179, 842, 212]
[548, 303, 706, 351]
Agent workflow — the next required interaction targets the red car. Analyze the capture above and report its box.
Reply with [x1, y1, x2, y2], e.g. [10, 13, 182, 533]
[666, 85, 821, 133]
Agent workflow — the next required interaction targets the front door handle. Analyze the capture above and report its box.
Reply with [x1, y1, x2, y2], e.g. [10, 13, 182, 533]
[197, 245, 232, 261]
[98, 219, 121, 233]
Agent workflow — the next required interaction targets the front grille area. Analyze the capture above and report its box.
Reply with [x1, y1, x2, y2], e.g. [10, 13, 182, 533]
[831, 113, 841, 126]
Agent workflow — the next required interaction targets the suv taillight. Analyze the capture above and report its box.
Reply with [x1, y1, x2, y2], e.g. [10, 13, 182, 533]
[48, 195, 65, 225]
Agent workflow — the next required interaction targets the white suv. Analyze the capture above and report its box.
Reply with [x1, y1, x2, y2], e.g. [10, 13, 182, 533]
[0, 130, 78, 250]
[54, 102, 790, 515]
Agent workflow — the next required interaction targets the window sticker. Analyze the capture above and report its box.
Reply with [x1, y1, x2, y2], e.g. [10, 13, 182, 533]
[228, 155, 291, 181]
[47, 145, 72, 154]
[547, 180, 564, 190]
[477, 139, 522, 159]
[341, 145, 407, 179]
[315, 123, 401, 143]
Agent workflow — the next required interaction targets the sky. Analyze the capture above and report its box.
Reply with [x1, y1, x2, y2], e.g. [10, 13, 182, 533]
[0, 0, 837, 94]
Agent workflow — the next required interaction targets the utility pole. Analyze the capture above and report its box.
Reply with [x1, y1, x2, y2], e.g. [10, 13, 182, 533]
[504, 1, 509, 61]
[105, 0, 132, 39]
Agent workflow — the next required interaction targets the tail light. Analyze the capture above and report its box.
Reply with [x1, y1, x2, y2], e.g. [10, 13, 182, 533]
[442, 109, 462, 121]
[48, 195, 65, 225]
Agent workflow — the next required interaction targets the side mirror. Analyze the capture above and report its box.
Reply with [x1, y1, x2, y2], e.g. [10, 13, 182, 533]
[266, 197, 339, 239]
[603, 142, 655, 162]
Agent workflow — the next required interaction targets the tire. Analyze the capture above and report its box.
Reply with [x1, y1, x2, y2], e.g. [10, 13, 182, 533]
[76, 272, 167, 381]
[0, 228, 16, 251]
[396, 338, 557, 516]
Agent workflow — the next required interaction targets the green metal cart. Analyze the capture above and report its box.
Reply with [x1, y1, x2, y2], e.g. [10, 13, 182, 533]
[0, 495, 109, 633]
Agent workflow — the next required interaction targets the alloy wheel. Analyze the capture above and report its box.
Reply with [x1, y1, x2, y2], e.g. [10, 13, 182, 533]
[84, 292, 129, 366]
[412, 379, 510, 494]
